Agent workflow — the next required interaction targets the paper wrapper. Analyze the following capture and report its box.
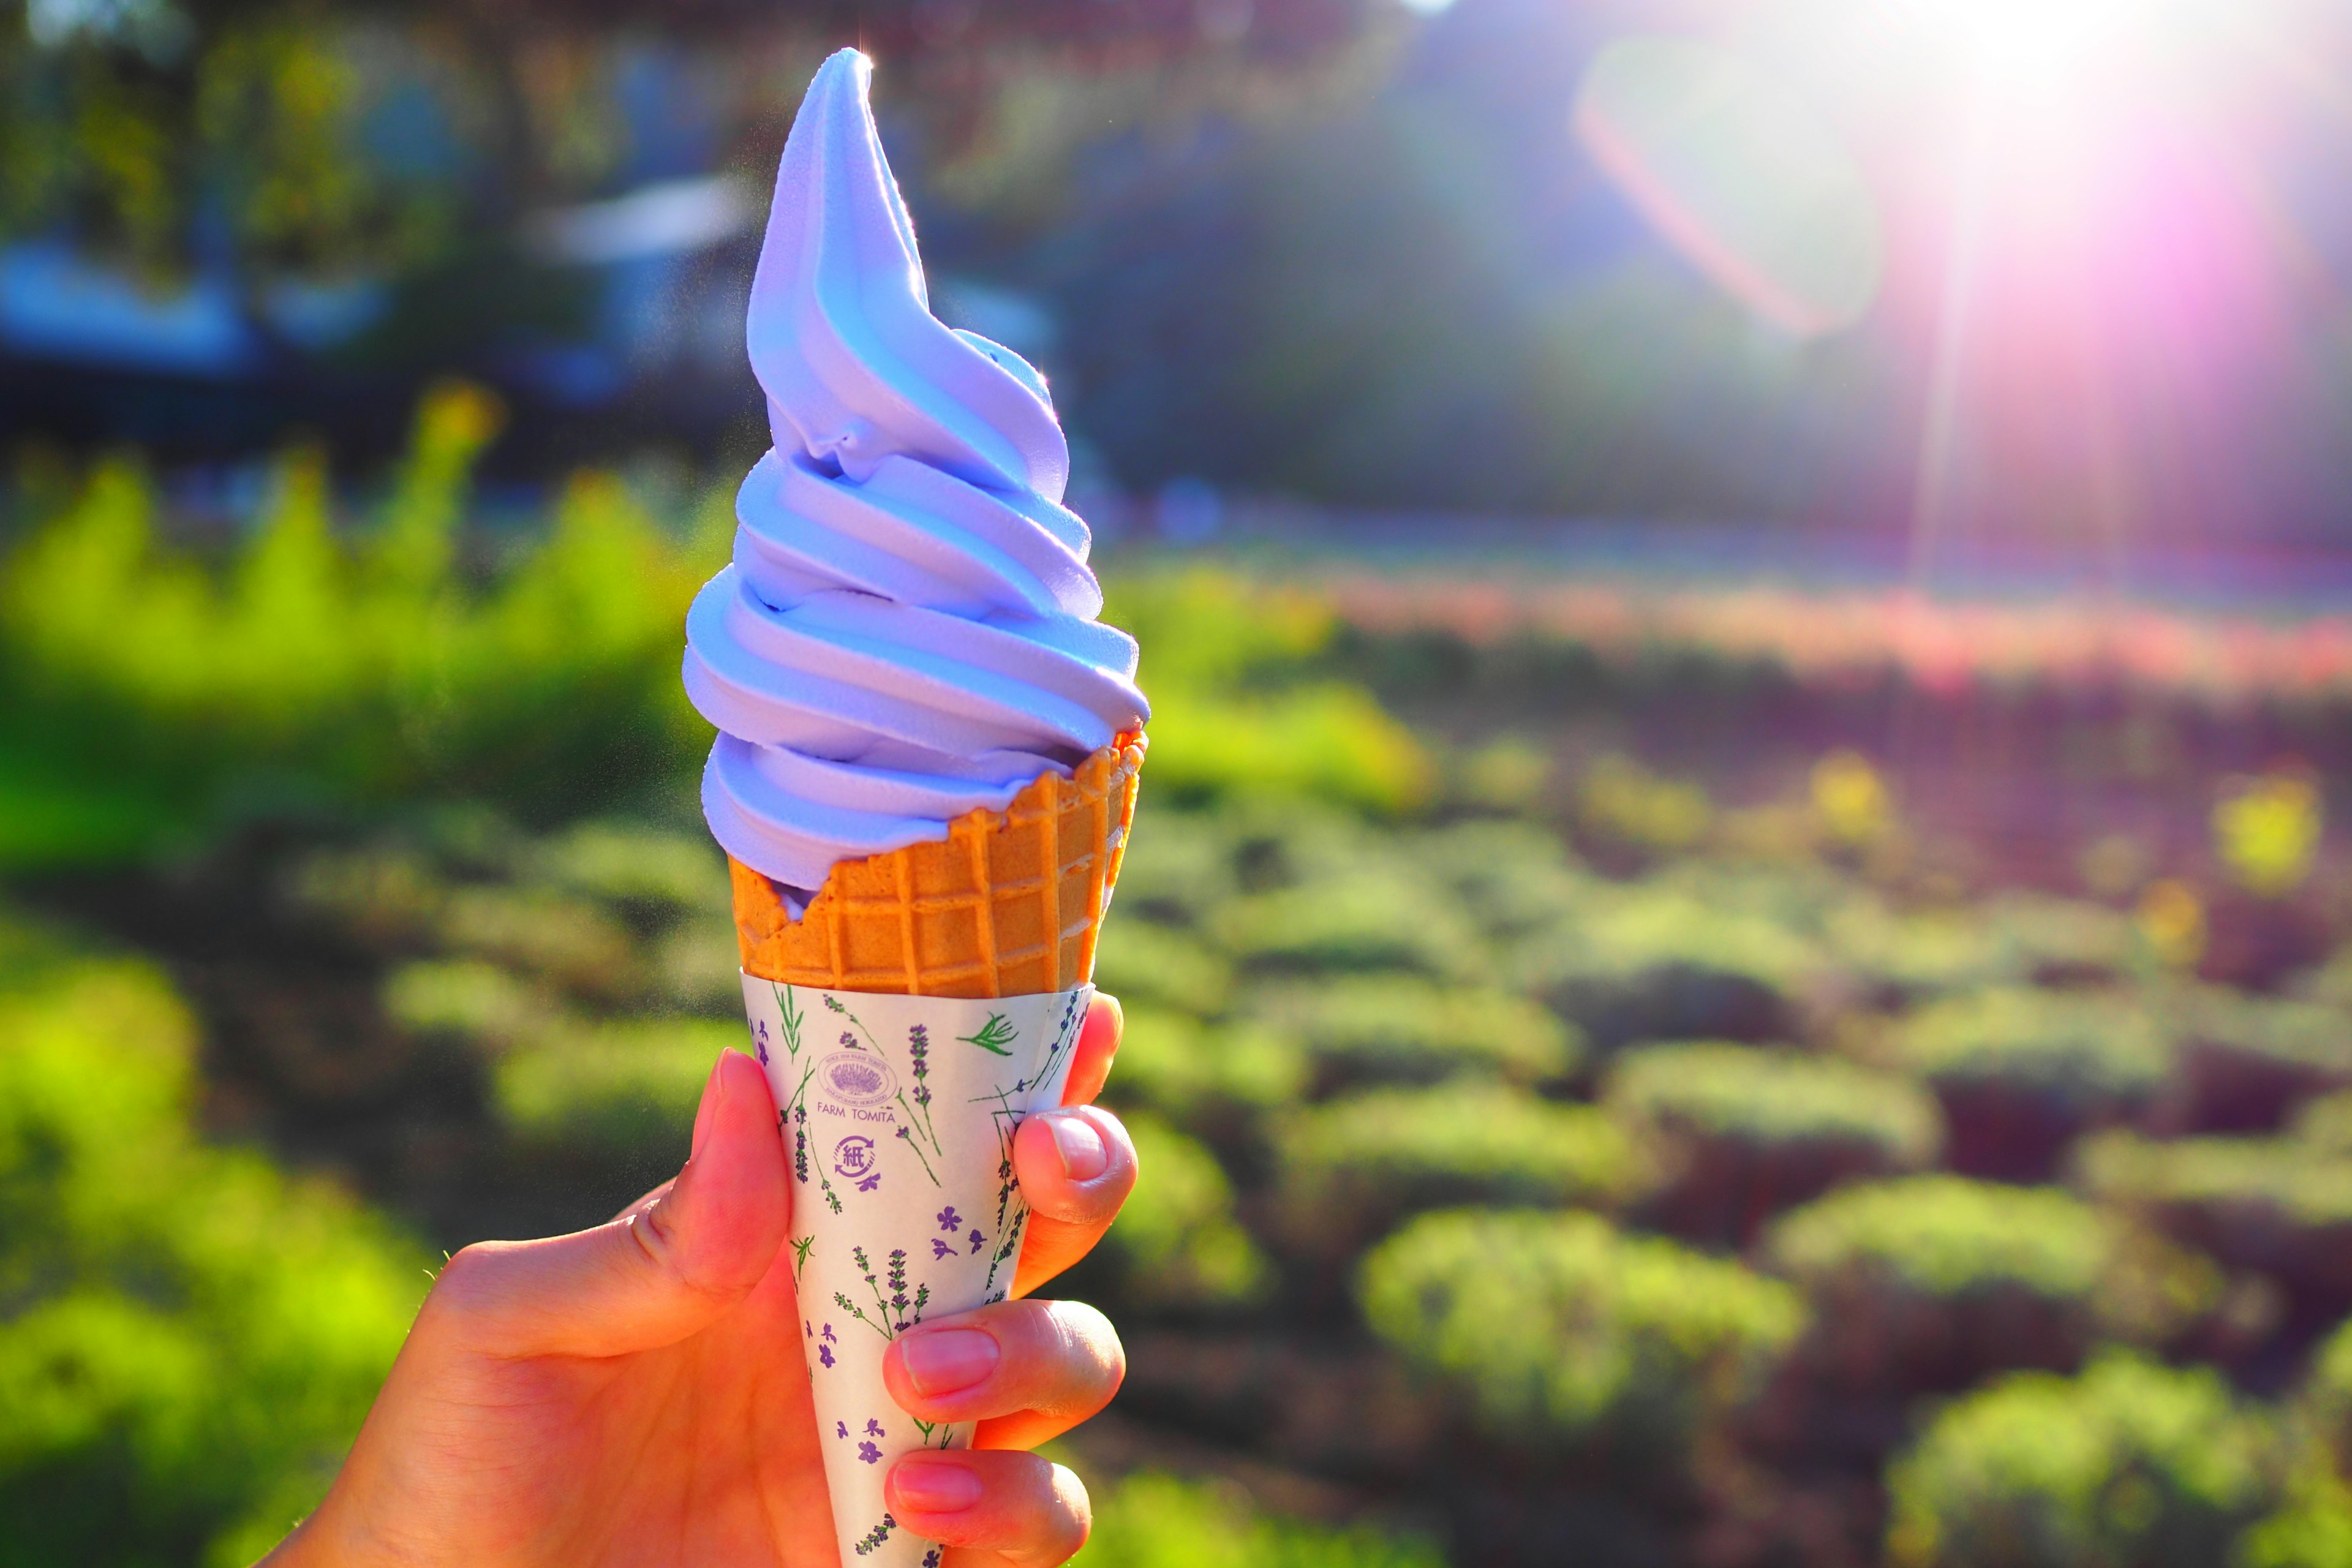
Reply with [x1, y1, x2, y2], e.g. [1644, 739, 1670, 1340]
[740, 974, 1091, 1567]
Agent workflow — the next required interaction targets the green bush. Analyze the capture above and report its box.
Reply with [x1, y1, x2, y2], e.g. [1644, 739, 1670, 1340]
[1407, 820, 1594, 941]
[2295, 1091, 2352, 1155]
[1985, 895, 2140, 984]
[492, 1018, 739, 1161]
[0, 925, 426, 1567]
[1104, 812, 1240, 929]
[2239, 1478, 2352, 1568]
[1883, 1353, 2278, 1568]
[1766, 1177, 2218, 1392]
[1216, 873, 1490, 983]
[1099, 1007, 1307, 1138]
[290, 809, 739, 1016]
[1278, 1086, 1648, 1254]
[1101, 570, 1433, 814]
[1072, 1468, 1443, 1568]
[2173, 989, 2352, 1132]
[1359, 1208, 1803, 1474]
[2076, 1133, 2352, 1311]
[1092, 920, 1236, 1017]
[1099, 1116, 1271, 1311]
[381, 957, 549, 1047]
[1608, 1043, 1940, 1242]
[1510, 873, 1820, 1049]
[1896, 987, 2173, 1178]
[1243, 974, 1581, 1090]
[0, 399, 719, 870]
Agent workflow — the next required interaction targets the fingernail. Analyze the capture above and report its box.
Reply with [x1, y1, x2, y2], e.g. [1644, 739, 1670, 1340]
[899, 1327, 1000, 1396]
[1046, 1110, 1108, 1181]
[892, 1456, 984, 1514]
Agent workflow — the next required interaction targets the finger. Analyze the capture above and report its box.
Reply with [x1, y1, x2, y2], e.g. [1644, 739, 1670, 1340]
[886, 1450, 1090, 1567]
[611, 1177, 676, 1225]
[1008, 1106, 1136, 1298]
[1060, 993, 1123, 1107]
[882, 1298, 1125, 1452]
[431, 1049, 790, 1358]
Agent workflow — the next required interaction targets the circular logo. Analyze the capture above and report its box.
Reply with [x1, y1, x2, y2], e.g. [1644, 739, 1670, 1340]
[820, 1050, 898, 1107]
[832, 1134, 877, 1180]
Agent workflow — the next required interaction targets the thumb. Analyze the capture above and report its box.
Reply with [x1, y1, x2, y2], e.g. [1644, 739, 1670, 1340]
[433, 1048, 792, 1359]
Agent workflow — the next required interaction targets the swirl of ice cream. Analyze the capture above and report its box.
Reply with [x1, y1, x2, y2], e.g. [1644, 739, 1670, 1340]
[684, 48, 1146, 905]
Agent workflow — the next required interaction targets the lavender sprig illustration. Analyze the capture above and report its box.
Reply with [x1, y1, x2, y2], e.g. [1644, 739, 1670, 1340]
[790, 1235, 815, 1284]
[851, 1513, 897, 1556]
[893, 1123, 941, 1186]
[893, 1023, 942, 1153]
[910, 1415, 957, 1450]
[823, 992, 884, 1053]
[834, 1246, 931, 1340]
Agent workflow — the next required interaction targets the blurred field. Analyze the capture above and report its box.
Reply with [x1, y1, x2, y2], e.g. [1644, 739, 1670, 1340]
[6, 407, 2352, 1566]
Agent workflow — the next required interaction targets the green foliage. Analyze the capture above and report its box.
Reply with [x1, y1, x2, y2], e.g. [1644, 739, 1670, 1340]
[1098, 1007, 1307, 1134]
[1577, 753, 1713, 853]
[0, 17, 452, 277]
[2297, 1091, 2352, 1155]
[2075, 1133, 2352, 1300]
[1279, 1085, 1648, 1249]
[1608, 1042, 1941, 1166]
[1359, 1208, 1803, 1469]
[1072, 1469, 1443, 1568]
[1898, 986, 2173, 1106]
[288, 805, 737, 1019]
[2075, 1133, 2352, 1232]
[1216, 872, 1490, 982]
[2179, 989, 2352, 1086]
[1102, 570, 1433, 813]
[1091, 921, 1236, 1017]
[380, 957, 546, 1047]
[1771, 1177, 2108, 1301]
[0, 924, 426, 1567]
[1883, 1354, 2278, 1568]
[1766, 1177, 2218, 1388]
[1103, 811, 1241, 927]
[2239, 1478, 2352, 1568]
[493, 1020, 739, 1161]
[0, 396, 720, 869]
[1406, 818, 1594, 941]
[1101, 1116, 1271, 1310]
[1244, 974, 1581, 1088]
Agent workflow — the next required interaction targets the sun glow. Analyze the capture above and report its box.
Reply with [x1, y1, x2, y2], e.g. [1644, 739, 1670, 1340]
[1898, 0, 2187, 96]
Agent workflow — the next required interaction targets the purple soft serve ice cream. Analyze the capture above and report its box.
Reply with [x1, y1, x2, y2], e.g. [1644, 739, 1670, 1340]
[683, 48, 1147, 910]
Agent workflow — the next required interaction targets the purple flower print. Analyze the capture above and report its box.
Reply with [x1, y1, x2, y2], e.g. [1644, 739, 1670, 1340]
[865, 1418, 886, 1437]
[804, 1319, 813, 1338]
[818, 1344, 835, 1368]
[856, 1169, 881, 1193]
[968, 1229, 985, 1254]
[937, 1206, 962, 1232]
[932, 1239, 955, 1261]
[754, 1021, 771, 1066]
[822, 1324, 837, 1343]
[858, 1442, 881, 1464]
[836, 1422, 849, 1440]
[923, 1550, 942, 1568]
[840, 1030, 858, 1050]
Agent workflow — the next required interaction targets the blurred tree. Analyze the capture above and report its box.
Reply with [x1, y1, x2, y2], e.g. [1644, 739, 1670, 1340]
[0, 0, 1394, 284]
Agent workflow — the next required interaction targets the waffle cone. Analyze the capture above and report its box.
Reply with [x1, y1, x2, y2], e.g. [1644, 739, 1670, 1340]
[728, 732, 1145, 997]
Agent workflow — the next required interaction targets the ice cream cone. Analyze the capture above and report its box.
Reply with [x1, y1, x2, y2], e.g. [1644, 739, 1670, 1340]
[728, 732, 1145, 999]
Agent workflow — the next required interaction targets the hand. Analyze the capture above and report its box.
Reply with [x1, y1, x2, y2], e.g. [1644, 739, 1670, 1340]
[266, 995, 1136, 1568]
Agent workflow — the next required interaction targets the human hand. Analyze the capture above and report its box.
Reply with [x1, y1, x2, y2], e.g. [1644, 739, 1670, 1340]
[266, 995, 1135, 1568]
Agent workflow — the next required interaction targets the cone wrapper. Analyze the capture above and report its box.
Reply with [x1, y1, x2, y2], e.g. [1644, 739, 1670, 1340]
[740, 974, 1091, 1567]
